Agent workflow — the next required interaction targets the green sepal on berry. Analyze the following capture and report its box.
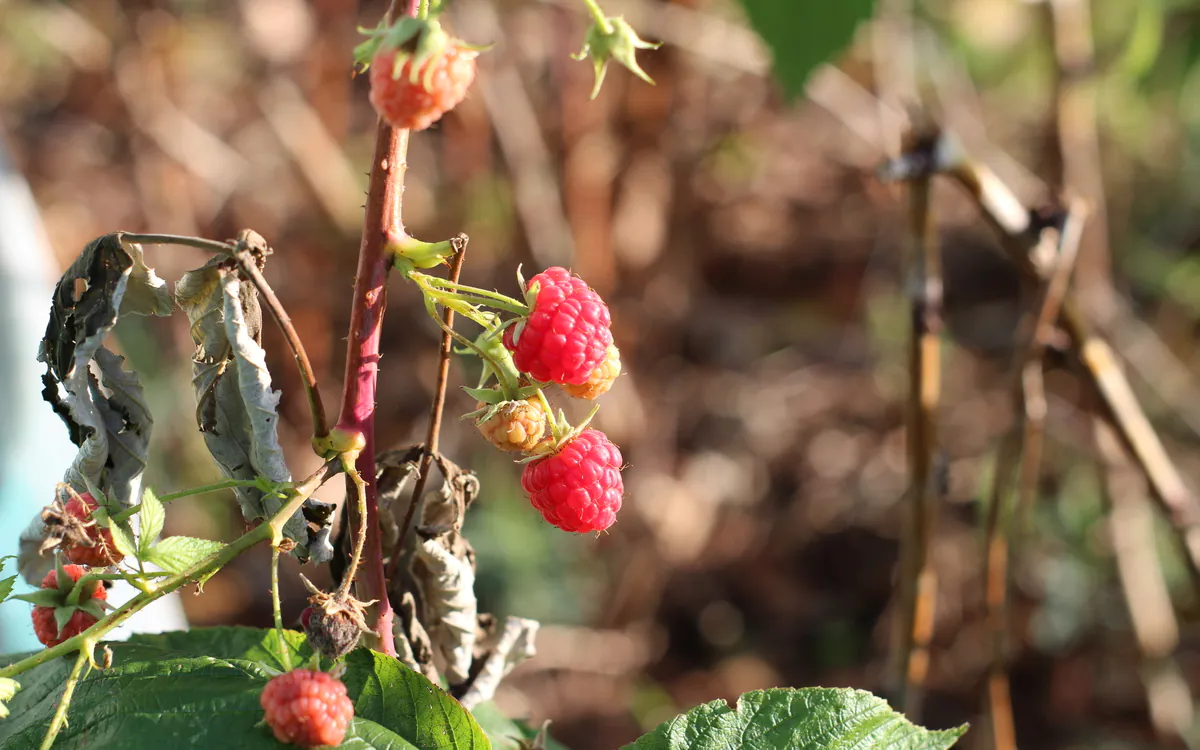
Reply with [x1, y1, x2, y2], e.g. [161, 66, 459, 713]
[355, 16, 488, 85]
[572, 10, 661, 99]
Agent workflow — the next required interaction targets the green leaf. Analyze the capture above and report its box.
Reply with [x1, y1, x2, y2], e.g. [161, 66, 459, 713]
[0, 556, 14, 603]
[145, 536, 225, 574]
[0, 627, 491, 749]
[138, 488, 165, 555]
[106, 519, 137, 559]
[735, 0, 876, 101]
[341, 649, 491, 748]
[623, 688, 966, 750]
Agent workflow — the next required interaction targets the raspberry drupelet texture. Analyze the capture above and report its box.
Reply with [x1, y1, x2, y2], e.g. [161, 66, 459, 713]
[31, 565, 107, 648]
[260, 669, 354, 748]
[562, 344, 622, 400]
[504, 267, 613, 386]
[521, 429, 624, 532]
[60, 492, 120, 567]
[369, 46, 478, 132]
[476, 398, 548, 452]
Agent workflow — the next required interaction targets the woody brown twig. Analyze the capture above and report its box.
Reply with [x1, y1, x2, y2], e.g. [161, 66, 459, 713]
[887, 124, 944, 719]
[945, 155, 1200, 584]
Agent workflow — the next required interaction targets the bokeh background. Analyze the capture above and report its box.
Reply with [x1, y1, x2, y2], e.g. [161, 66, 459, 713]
[5, 0, 1200, 747]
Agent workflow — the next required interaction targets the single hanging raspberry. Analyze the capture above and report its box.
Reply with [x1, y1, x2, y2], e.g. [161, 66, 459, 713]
[29, 565, 107, 648]
[562, 344, 622, 400]
[363, 14, 479, 133]
[41, 490, 121, 567]
[260, 669, 355, 748]
[522, 429, 624, 533]
[504, 267, 613, 386]
[476, 397, 548, 452]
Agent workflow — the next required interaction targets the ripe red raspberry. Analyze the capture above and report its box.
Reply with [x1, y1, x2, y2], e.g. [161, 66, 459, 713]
[60, 492, 120, 567]
[369, 45, 477, 132]
[521, 429, 624, 533]
[260, 669, 354, 748]
[562, 344, 622, 400]
[503, 267, 613, 386]
[476, 397, 548, 452]
[31, 565, 107, 648]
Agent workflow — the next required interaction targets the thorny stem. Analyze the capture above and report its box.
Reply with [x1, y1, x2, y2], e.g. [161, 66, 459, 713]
[334, 61, 414, 654]
[232, 233, 330, 439]
[387, 246, 468, 583]
[339, 460, 370, 600]
[0, 460, 338, 682]
[40, 650, 87, 750]
[271, 544, 292, 672]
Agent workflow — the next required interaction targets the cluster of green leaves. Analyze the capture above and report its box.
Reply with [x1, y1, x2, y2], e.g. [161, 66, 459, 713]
[92, 487, 225, 578]
[0, 627, 963, 750]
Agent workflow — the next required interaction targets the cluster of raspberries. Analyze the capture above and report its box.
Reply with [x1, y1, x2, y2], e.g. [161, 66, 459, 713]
[481, 267, 626, 534]
[26, 491, 119, 648]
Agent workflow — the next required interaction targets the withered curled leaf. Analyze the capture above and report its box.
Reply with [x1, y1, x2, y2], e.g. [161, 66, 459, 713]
[20, 234, 170, 582]
[175, 254, 310, 552]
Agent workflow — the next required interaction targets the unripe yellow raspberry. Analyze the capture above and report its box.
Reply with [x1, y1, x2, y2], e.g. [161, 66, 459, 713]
[562, 345, 621, 400]
[476, 398, 548, 452]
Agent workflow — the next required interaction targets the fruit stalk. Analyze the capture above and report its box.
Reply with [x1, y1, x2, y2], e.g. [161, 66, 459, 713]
[387, 246, 467, 584]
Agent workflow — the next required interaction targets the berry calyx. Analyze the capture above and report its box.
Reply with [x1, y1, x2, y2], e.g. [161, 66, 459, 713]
[562, 344, 621, 400]
[504, 267, 613, 386]
[27, 564, 108, 648]
[475, 397, 548, 452]
[521, 429, 624, 533]
[40, 489, 121, 567]
[300, 576, 371, 662]
[260, 669, 354, 748]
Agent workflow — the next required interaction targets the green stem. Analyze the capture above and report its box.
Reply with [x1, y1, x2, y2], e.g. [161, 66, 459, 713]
[39, 650, 88, 750]
[411, 273, 528, 316]
[113, 479, 269, 523]
[160, 480, 270, 503]
[270, 545, 292, 672]
[580, 0, 613, 33]
[420, 301, 520, 396]
[0, 461, 338, 682]
[120, 233, 234, 256]
[338, 460, 369, 599]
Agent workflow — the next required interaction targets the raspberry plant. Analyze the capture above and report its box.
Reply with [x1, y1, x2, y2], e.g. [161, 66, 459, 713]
[0, 0, 963, 748]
